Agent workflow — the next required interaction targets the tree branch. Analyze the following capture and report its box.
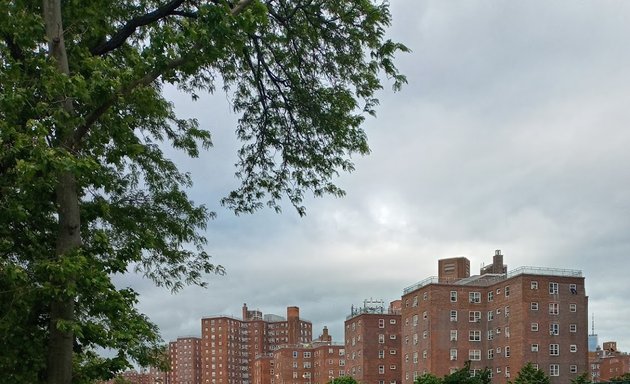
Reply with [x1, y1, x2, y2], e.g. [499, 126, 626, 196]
[73, 0, 255, 149]
[90, 0, 190, 56]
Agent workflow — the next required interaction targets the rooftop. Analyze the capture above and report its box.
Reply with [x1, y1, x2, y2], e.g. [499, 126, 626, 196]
[403, 265, 583, 295]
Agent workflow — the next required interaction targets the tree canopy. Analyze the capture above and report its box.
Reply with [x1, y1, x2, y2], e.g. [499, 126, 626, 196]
[0, 0, 407, 383]
[414, 361, 491, 384]
[509, 363, 550, 384]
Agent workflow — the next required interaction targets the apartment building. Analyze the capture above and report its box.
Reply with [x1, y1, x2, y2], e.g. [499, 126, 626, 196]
[200, 305, 313, 384]
[344, 299, 402, 384]
[401, 250, 588, 384]
[590, 341, 630, 382]
[168, 337, 202, 384]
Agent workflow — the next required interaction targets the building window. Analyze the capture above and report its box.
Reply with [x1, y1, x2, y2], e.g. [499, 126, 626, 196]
[505, 306, 510, 317]
[413, 315, 419, 326]
[549, 303, 559, 315]
[505, 346, 510, 357]
[487, 329, 494, 340]
[450, 349, 457, 361]
[423, 311, 428, 319]
[469, 292, 481, 303]
[469, 311, 481, 322]
[549, 344, 559, 356]
[531, 323, 539, 332]
[570, 365, 578, 373]
[379, 319, 385, 328]
[570, 303, 577, 312]
[450, 330, 458, 341]
[390, 319, 396, 324]
[505, 326, 510, 338]
[450, 310, 457, 322]
[379, 350, 385, 359]
[469, 330, 481, 341]
[423, 292, 428, 300]
[304, 352, 311, 358]
[570, 284, 577, 294]
[450, 291, 457, 302]
[379, 365, 385, 374]
[531, 302, 539, 311]
[570, 344, 577, 352]
[505, 286, 510, 297]
[531, 344, 539, 352]
[531, 281, 538, 289]
[570, 324, 577, 333]
[390, 334, 397, 340]
[379, 334, 385, 343]
[550, 364, 560, 377]
[488, 349, 494, 359]
[469, 350, 481, 361]
[549, 282, 559, 295]
[488, 291, 494, 302]
[413, 352, 418, 363]
[293, 351, 298, 358]
[487, 311, 494, 321]
[422, 330, 428, 339]
[413, 333, 418, 345]
[390, 349, 397, 355]
[412, 296, 418, 307]
[390, 365, 396, 370]
[550, 323, 559, 336]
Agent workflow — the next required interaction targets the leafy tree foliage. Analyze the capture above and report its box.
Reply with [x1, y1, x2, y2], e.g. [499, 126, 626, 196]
[571, 373, 593, 384]
[327, 376, 359, 384]
[610, 373, 630, 383]
[0, 0, 406, 383]
[415, 373, 443, 384]
[509, 363, 550, 384]
[414, 361, 491, 384]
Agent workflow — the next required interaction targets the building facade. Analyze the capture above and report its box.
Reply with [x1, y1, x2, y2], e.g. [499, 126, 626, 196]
[168, 337, 202, 384]
[401, 250, 588, 384]
[344, 299, 402, 384]
[200, 305, 313, 384]
[589, 341, 630, 382]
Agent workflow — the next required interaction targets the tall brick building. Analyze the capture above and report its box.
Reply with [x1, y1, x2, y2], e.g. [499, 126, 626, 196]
[344, 299, 402, 384]
[200, 305, 313, 384]
[401, 250, 588, 384]
[168, 336, 202, 384]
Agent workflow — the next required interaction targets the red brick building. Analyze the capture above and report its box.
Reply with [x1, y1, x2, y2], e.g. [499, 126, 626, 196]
[344, 299, 402, 384]
[590, 341, 630, 382]
[100, 367, 166, 384]
[401, 250, 588, 384]
[200, 305, 313, 384]
[252, 326, 345, 384]
[168, 337, 202, 384]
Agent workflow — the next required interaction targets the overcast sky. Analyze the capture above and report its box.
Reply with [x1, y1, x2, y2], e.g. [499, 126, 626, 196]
[120, 1, 630, 353]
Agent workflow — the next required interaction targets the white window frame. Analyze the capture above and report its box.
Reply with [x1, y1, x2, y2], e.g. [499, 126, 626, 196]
[469, 349, 481, 361]
[450, 291, 457, 302]
[550, 364, 560, 377]
[531, 344, 539, 352]
[469, 311, 481, 322]
[531, 302, 539, 311]
[549, 282, 559, 295]
[549, 344, 559, 356]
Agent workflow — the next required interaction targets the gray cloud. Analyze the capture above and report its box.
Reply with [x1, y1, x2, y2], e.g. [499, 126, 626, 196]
[117, 0, 630, 354]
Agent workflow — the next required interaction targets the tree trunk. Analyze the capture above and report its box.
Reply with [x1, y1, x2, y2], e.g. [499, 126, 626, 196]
[42, 1, 80, 384]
